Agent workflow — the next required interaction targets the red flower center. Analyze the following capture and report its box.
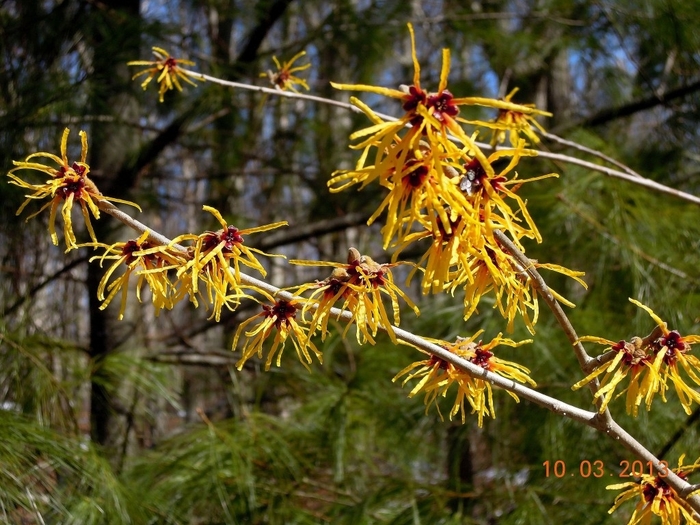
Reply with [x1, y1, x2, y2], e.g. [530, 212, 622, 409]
[470, 347, 493, 369]
[403, 161, 429, 189]
[220, 226, 244, 251]
[402, 85, 427, 113]
[650, 330, 687, 366]
[435, 216, 461, 241]
[661, 330, 685, 352]
[426, 90, 459, 122]
[498, 108, 524, 123]
[347, 260, 386, 287]
[121, 240, 141, 265]
[643, 475, 677, 505]
[428, 354, 449, 370]
[264, 300, 298, 329]
[200, 225, 244, 253]
[275, 71, 290, 87]
[612, 340, 627, 351]
[57, 175, 86, 201]
[120, 239, 159, 266]
[368, 268, 386, 288]
[323, 277, 348, 300]
[485, 247, 499, 268]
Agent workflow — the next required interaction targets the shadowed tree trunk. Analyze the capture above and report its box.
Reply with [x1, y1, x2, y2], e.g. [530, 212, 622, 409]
[86, 0, 141, 451]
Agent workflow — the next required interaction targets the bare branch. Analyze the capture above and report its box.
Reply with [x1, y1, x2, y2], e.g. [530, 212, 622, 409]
[255, 212, 370, 251]
[189, 72, 700, 207]
[541, 131, 643, 178]
[148, 350, 238, 367]
[95, 198, 700, 515]
[558, 194, 698, 283]
[568, 78, 700, 130]
[5, 255, 89, 316]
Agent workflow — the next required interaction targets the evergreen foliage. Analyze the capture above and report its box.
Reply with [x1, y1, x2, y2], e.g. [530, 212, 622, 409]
[1, 0, 700, 523]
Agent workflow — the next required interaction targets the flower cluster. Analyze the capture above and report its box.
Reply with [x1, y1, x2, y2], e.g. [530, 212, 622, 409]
[170, 206, 287, 322]
[394, 331, 534, 427]
[7, 129, 295, 328]
[89, 231, 185, 320]
[85, 206, 287, 323]
[233, 246, 420, 370]
[573, 298, 700, 415]
[234, 298, 322, 370]
[8, 128, 140, 250]
[231, 246, 420, 369]
[291, 247, 419, 345]
[607, 455, 700, 525]
[330, 24, 581, 332]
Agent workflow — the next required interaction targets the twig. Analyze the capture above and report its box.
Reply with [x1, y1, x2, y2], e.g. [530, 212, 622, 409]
[558, 194, 696, 283]
[537, 150, 700, 204]
[493, 231, 612, 420]
[541, 131, 642, 178]
[95, 198, 700, 514]
[656, 406, 700, 461]
[5, 255, 90, 316]
[190, 72, 700, 207]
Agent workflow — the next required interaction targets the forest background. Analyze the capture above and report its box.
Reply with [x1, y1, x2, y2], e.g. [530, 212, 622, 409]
[1, 0, 700, 523]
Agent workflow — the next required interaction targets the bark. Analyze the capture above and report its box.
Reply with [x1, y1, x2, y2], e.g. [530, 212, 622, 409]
[446, 425, 474, 515]
[546, 47, 573, 128]
[86, 0, 141, 451]
[560, 78, 700, 131]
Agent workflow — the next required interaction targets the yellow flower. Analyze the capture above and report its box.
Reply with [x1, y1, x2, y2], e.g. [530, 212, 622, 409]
[291, 248, 419, 345]
[172, 205, 287, 321]
[607, 455, 700, 525]
[573, 336, 663, 415]
[291, 266, 356, 344]
[457, 332, 535, 427]
[462, 87, 552, 147]
[8, 128, 140, 250]
[88, 231, 184, 320]
[366, 142, 476, 250]
[392, 213, 473, 295]
[233, 298, 322, 370]
[458, 140, 557, 244]
[128, 47, 202, 102]
[331, 23, 491, 182]
[330, 22, 431, 154]
[261, 51, 310, 92]
[459, 240, 586, 333]
[462, 242, 539, 331]
[392, 214, 585, 333]
[332, 24, 551, 189]
[573, 298, 700, 415]
[634, 300, 700, 415]
[326, 98, 409, 193]
[394, 331, 534, 427]
[394, 349, 473, 423]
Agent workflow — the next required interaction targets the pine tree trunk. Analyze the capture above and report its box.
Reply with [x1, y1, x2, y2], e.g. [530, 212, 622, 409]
[86, 0, 140, 453]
